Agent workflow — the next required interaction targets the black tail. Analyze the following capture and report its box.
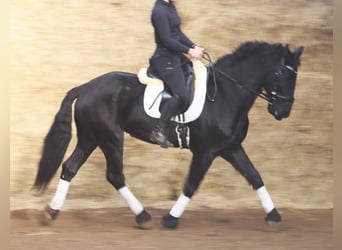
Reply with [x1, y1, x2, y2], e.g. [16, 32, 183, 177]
[33, 86, 80, 192]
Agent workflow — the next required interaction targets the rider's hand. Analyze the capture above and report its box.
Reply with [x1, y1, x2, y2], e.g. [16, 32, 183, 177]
[188, 46, 205, 59]
[194, 45, 205, 51]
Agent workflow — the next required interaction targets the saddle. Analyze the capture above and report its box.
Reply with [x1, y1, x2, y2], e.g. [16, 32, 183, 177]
[138, 59, 207, 149]
[146, 62, 195, 113]
[138, 58, 207, 124]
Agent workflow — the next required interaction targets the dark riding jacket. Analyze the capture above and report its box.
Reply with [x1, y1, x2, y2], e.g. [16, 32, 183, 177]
[151, 0, 195, 53]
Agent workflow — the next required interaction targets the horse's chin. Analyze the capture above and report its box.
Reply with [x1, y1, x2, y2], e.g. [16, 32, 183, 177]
[272, 110, 291, 120]
[268, 106, 287, 120]
[268, 102, 293, 121]
[274, 115, 283, 121]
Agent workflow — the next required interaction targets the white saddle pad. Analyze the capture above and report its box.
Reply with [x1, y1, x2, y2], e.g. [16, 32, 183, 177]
[138, 59, 207, 124]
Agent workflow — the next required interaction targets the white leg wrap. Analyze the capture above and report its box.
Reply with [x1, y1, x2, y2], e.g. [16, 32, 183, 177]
[256, 186, 275, 213]
[170, 193, 190, 218]
[49, 179, 70, 210]
[118, 186, 144, 215]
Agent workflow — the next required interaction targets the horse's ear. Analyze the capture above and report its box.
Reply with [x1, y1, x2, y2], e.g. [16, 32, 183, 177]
[294, 46, 304, 58]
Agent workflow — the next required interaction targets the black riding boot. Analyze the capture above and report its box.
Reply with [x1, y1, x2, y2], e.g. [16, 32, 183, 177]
[150, 119, 172, 148]
[150, 95, 182, 148]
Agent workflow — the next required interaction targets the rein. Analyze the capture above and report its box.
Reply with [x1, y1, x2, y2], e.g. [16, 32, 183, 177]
[202, 52, 296, 104]
[202, 52, 270, 103]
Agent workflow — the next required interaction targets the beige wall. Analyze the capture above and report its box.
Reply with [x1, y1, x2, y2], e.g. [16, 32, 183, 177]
[10, 0, 333, 210]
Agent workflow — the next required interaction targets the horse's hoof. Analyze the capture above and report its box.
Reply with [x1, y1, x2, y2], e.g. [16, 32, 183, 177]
[41, 205, 59, 226]
[162, 214, 178, 229]
[135, 210, 152, 229]
[265, 208, 282, 225]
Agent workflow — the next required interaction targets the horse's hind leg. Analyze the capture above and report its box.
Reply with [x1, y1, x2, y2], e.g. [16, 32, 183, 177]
[43, 137, 96, 223]
[220, 145, 282, 224]
[98, 128, 152, 229]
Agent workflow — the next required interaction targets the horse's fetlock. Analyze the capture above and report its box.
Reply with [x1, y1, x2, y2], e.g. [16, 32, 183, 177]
[252, 181, 265, 190]
[61, 164, 76, 181]
[106, 172, 125, 190]
[183, 184, 196, 198]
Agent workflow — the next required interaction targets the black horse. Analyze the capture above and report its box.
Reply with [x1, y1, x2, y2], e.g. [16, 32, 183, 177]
[34, 41, 304, 229]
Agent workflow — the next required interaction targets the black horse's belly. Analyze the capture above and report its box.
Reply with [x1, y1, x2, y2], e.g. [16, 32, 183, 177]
[188, 115, 249, 153]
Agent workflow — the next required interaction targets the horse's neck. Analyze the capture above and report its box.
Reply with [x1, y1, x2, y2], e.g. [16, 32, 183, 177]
[211, 44, 283, 119]
[214, 63, 266, 113]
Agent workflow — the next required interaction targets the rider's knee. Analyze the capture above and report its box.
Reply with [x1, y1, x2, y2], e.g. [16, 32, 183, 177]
[173, 93, 187, 109]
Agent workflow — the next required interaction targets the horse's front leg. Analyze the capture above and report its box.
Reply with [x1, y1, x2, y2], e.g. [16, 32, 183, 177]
[163, 152, 214, 229]
[220, 145, 282, 224]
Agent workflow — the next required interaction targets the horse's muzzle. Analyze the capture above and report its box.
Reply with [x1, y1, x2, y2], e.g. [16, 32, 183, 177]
[268, 102, 292, 120]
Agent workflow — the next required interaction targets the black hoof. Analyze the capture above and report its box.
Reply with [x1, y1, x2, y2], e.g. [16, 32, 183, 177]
[162, 214, 179, 229]
[135, 210, 152, 229]
[42, 205, 59, 226]
[265, 208, 282, 224]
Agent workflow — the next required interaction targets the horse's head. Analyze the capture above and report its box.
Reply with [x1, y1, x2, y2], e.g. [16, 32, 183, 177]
[264, 45, 304, 120]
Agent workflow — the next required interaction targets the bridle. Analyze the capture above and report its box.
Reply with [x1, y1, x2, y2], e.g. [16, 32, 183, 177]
[268, 64, 297, 104]
[202, 52, 297, 105]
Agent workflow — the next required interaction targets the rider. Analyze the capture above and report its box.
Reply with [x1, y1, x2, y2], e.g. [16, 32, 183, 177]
[149, 0, 205, 147]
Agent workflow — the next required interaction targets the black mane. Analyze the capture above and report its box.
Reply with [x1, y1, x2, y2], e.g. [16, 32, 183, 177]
[215, 41, 283, 67]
